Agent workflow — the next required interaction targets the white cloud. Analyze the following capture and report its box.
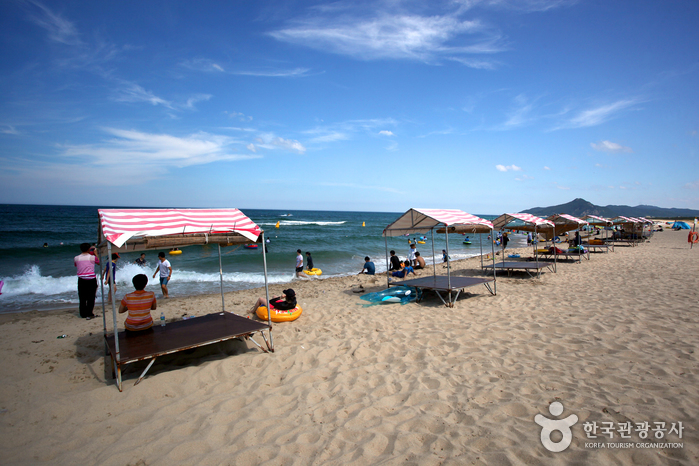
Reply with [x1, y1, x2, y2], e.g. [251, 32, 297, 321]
[543, 166, 551, 170]
[1, 125, 19, 135]
[270, 137, 306, 154]
[685, 180, 699, 190]
[61, 128, 258, 168]
[304, 118, 397, 144]
[185, 94, 212, 109]
[232, 68, 311, 77]
[496, 164, 522, 172]
[558, 99, 639, 129]
[25, 0, 82, 46]
[590, 140, 633, 153]
[268, 5, 505, 68]
[112, 82, 173, 108]
[179, 58, 226, 73]
[246, 143, 257, 153]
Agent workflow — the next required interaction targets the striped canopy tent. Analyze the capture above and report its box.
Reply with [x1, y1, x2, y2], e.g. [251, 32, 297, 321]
[546, 213, 589, 238]
[582, 214, 613, 242]
[492, 213, 555, 271]
[547, 214, 589, 263]
[581, 214, 613, 226]
[97, 209, 275, 384]
[382, 208, 496, 291]
[610, 216, 644, 243]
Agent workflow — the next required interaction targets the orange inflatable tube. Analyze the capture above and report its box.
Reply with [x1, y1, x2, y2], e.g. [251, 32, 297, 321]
[256, 305, 303, 322]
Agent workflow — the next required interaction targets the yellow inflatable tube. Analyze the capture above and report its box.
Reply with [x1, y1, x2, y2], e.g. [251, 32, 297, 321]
[256, 306, 303, 322]
[303, 268, 322, 276]
[169, 250, 182, 255]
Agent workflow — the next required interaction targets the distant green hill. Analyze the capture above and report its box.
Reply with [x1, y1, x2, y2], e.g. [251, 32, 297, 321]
[521, 198, 699, 219]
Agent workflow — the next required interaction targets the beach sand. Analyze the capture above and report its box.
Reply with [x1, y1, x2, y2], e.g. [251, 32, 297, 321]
[0, 230, 697, 465]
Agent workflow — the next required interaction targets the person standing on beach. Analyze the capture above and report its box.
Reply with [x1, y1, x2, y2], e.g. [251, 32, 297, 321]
[295, 249, 304, 277]
[152, 252, 172, 298]
[306, 251, 314, 271]
[408, 243, 417, 266]
[102, 253, 119, 303]
[74, 243, 100, 319]
[527, 232, 532, 245]
[502, 232, 509, 249]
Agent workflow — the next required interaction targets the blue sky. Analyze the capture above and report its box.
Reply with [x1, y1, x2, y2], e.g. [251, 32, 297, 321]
[0, 0, 697, 214]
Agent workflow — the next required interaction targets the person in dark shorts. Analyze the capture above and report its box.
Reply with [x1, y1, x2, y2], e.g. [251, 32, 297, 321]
[295, 249, 304, 277]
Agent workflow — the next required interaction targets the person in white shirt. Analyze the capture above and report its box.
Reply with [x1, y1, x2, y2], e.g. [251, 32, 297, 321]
[152, 252, 172, 298]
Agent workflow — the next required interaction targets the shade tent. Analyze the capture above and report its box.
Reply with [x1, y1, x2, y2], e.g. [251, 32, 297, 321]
[610, 216, 644, 245]
[97, 208, 274, 391]
[580, 215, 614, 252]
[382, 209, 496, 307]
[672, 221, 691, 230]
[489, 213, 556, 275]
[546, 214, 589, 262]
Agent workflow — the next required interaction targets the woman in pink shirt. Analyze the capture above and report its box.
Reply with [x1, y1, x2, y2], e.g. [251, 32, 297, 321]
[74, 243, 100, 319]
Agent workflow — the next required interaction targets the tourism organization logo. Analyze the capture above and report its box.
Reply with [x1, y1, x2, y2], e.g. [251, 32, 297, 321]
[534, 402, 578, 452]
[534, 402, 685, 452]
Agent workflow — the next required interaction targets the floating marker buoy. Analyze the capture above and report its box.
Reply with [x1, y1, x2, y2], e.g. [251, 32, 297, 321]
[275, 221, 280, 228]
[362, 222, 365, 227]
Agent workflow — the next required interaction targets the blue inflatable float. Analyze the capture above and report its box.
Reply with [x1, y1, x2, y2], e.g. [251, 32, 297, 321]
[359, 286, 421, 306]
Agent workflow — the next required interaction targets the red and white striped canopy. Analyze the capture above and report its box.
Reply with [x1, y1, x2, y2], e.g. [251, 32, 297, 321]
[492, 213, 554, 230]
[582, 214, 612, 225]
[99, 208, 262, 247]
[547, 213, 589, 226]
[383, 208, 493, 237]
[612, 216, 641, 224]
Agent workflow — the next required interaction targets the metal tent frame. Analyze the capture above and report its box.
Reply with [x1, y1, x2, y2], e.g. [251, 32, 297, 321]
[96, 208, 274, 391]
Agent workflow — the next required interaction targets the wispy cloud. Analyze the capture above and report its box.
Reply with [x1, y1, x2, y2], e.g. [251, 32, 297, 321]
[496, 164, 522, 172]
[179, 58, 226, 73]
[270, 137, 306, 154]
[543, 166, 551, 170]
[112, 82, 173, 108]
[1, 125, 20, 135]
[180, 59, 310, 77]
[590, 140, 633, 153]
[304, 118, 397, 144]
[685, 180, 699, 190]
[268, 3, 506, 68]
[553, 99, 640, 130]
[61, 128, 258, 168]
[469, 0, 579, 13]
[24, 0, 82, 46]
[232, 68, 312, 77]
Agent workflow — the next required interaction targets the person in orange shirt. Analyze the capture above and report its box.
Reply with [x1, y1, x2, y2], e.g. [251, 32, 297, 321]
[119, 274, 157, 335]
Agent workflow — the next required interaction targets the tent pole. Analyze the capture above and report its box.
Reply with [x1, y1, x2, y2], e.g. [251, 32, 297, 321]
[261, 232, 273, 350]
[479, 228, 483, 269]
[385, 235, 390, 288]
[98, 252, 107, 350]
[218, 244, 225, 312]
[431, 228, 436, 277]
[445, 225, 451, 305]
[535, 226, 539, 270]
[108, 242, 121, 391]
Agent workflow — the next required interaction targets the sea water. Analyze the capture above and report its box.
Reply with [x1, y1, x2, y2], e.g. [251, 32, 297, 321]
[0, 204, 522, 313]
